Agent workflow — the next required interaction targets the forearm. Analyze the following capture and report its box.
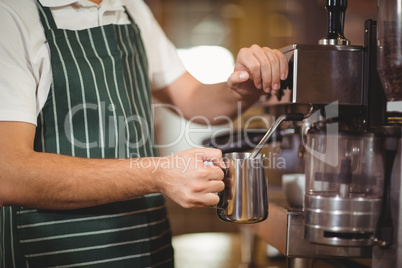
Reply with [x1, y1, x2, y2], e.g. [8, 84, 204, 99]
[187, 82, 260, 124]
[0, 121, 225, 210]
[0, 150, 160, 210]
[154, 72, 260, 125]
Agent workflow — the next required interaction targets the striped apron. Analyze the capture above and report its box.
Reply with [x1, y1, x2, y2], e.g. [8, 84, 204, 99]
[0, 3, 173, 268]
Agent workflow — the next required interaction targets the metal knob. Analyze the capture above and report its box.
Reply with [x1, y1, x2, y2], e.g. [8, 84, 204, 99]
[319, 0, 350, 45]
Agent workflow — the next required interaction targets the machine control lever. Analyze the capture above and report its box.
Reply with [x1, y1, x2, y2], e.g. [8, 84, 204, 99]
[319, 0, 350, 45]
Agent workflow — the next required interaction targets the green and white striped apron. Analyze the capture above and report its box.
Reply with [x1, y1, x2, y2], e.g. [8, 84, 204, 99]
[0, 3, 173, 267]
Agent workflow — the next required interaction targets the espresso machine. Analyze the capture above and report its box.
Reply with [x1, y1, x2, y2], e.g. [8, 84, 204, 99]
[261, 0, 402, 266]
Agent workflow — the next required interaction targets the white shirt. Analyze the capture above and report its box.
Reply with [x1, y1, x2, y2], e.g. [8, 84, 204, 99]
[0, 0, 186, 125]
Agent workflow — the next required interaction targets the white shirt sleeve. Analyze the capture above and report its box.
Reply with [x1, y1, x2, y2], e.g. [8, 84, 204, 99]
[0, 3, 40, 124]
[0, 0, 186, 125]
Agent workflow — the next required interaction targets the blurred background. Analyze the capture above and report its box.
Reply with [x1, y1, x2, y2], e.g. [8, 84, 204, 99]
[146, 0, 376, 53]
[145, 0, 377, 267]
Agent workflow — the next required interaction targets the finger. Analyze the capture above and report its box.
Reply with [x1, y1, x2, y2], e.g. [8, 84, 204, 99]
[236, 45, 263, 89]
[203, 192, 221, 206]
[252, 46, 274, 92]
[186, 188, 222, 208]
[210, 156, 226, 170]
[202, 162, 225, 180]
[227, 71, 249, 88]
[207, 180, 225, 192]
[262, 47, 281, 91]
[273, 49, 289, 81]
[198, 148, 225, 169]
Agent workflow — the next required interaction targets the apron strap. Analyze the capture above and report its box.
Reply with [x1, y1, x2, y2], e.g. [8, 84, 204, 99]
[124, 7, 136, 25]
[36, 1, 58, 30]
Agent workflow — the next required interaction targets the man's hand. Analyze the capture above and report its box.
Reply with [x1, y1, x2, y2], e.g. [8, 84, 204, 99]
[228, 44, 288, 97]
[155, 147, 225, 208]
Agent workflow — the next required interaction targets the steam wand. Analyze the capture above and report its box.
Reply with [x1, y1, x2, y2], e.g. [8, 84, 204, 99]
[249, 113, 305, 159]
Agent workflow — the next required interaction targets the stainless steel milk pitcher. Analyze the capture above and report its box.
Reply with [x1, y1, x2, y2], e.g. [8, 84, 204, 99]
[216, 152, 268, 223]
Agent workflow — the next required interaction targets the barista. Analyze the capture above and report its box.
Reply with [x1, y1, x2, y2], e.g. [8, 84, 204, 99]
[0, 0, 287, 266]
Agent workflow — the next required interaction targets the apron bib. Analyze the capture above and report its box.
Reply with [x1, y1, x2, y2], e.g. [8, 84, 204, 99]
[0, 3, 173, 267]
